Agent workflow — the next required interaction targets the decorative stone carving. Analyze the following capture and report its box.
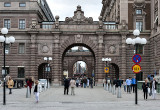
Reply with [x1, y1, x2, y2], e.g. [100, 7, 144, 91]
[121, 20, 128, 30]
[38, 43, 52, 55]
[98, 16, 103, 29]
[65, 5, 93, 24]
[75, 34, 83, 43]
[133, 0, 146, 8]
[30, 19, 37, 29]
[55, 15, 59, 29]
[105, 43, 119, 55]
[109, 45, 116, 54]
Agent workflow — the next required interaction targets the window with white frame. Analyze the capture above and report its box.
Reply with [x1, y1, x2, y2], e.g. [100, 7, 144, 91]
[2, 67, 10, 75]
[18, 43, 25, 54]
[19, 19, 25, 29]
[136, 9, 142, 14]
[5, 44, 10, 54]
[4, 19, 11, 29]
[136, 20, 143, 31]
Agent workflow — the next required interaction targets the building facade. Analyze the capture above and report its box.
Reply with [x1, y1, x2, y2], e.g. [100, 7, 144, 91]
[0, 0, 159, 85]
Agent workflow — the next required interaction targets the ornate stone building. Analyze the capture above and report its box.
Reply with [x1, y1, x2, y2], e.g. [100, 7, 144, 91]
[0, 0, 158, 85]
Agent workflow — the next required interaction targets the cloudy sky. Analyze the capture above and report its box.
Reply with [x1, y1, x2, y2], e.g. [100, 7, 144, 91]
[47, 0, 102, 21]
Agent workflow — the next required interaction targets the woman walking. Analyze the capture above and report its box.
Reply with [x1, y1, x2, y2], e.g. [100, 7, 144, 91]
[151, 78, 158, 99]
[34, 80, 39, 103]
[70, 78, 76, 95]
[142, 79, 149, 100]
[7, 77, 14, 94]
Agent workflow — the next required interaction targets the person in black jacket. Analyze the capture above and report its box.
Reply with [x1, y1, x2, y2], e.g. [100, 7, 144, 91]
[142, 79, 149, 100]
[64, 78, 70, 95]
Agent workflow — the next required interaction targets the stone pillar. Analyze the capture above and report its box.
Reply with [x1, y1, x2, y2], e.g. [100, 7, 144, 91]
[52, 33, 61, 86]
[120, 32, 128, 79]
[29, 33, 37, 78]
[96, 32, 105, 85]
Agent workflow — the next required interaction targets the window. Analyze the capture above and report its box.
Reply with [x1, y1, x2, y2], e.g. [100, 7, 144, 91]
[18, 67, 25, 78]
[19, 19, 25, 29]
[2, 67, 10, 75]
[4, 19, 10, 29]
[18, 43, 25, 54]
[136, 9, 142, 14]
[5, 44, 10, 54]
[19, 3, 26, 7]
[4, 3, 11, 7]
[136, 44, 143, 54]
[136, 21, 143, 31]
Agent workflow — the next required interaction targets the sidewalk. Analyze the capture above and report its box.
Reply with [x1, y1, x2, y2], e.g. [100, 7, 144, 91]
[0, 86, 160, 110]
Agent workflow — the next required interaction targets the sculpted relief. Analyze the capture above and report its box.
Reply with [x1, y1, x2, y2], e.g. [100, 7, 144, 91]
[38, 43, 52, 55]
[105, 43, 119, 55]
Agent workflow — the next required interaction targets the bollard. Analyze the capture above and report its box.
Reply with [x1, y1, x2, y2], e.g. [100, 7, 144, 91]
[104, 84, 106, 90]
[44, 84, 47, 91]
[109, 84, 112, 93]
[48, 82, 50, 89]
[106, 83, 108, 91]
[117, 86, 122, 98]
[38, 84, 42, 93]
[112, 85, 116, 95]
[26, 86, 30, 98]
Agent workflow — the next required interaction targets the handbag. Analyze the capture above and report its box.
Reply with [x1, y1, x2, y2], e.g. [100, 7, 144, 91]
[154, 90, 157, 94]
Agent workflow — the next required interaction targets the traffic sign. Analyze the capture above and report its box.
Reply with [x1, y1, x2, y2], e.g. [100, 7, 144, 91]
[132, 54, 142, 63]
[104, 67, 109, 73]
[132, 64, 141, 74]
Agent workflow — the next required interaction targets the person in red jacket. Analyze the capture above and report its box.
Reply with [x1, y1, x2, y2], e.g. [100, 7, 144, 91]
[27, 77, 33, 95]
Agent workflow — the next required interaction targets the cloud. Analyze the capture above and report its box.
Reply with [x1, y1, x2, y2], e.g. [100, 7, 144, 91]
[46, 0, 102, 21]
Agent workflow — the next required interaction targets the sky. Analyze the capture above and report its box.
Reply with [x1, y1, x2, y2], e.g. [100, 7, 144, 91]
[47, 0, 102, 21]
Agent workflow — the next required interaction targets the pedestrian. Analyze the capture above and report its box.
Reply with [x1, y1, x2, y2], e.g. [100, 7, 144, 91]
[123, 79, 127, 92]
[151, 78, 158, 99]
[34, 80, 39, 103]
[103, 78, 106, 87]
[76, 78, 79, 87]
[90, 78, 93, 88]
[7, 76, 14, 94]
[70, 77, 76, 95]
[142, 79, 149, 100]
[27, 77, 33, 95]
[83, 77, 87, 88]
[87, 78, 90, 88]
[126, 77, 132, 93]
[64, 77, 70, 95]
[132, 76, 136, 93]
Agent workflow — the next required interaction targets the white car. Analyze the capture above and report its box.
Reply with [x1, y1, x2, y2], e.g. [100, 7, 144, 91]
[38, 79, 47, 87]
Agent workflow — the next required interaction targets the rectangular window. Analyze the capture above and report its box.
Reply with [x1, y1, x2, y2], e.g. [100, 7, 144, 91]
[19, 3, 26, 7]
[5, 44, 10, 54]
[18, 43, 25, 54]
[136, 21, 143, 31]
[4, 3, 11, 7]
[18, 67, 25, 78]
[19, 19, 25, 29]
[4, 19, 10, 29]
[136, 44, 143, 54]
[2, 67, 10, 75]
[136, 9, 142, 14]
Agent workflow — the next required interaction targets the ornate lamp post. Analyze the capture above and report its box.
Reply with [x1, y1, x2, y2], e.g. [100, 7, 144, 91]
[126, 29, 147, 104]
[44, 57, 52, 88]
[102, 58, 112, 78]
[0, 28, 15, 105]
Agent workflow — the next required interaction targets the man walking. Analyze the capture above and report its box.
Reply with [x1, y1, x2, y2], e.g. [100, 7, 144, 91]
[132, 76, 136, 93]
[126, 77, 132, 93]
[64, 77, 70, 95]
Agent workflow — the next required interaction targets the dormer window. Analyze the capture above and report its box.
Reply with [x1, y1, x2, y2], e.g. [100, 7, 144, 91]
[19, 3, 26, 7]
[136, 9, 142, 14]
[4, 2, 11, 7]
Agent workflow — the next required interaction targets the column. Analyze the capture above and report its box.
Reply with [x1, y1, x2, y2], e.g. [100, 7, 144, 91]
[30, 33, 37, 78]
[52, 33, 61, 85]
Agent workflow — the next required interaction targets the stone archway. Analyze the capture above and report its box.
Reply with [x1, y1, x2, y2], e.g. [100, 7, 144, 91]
[61, 38, 97, 83]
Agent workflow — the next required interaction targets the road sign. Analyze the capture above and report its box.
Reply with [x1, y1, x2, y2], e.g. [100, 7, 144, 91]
[132, 64, 141, 74]
[104, 67, 109, 73]
[132, 54, 142, 63]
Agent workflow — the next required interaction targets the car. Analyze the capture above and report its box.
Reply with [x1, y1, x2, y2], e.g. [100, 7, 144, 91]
[38, 79, 47, 87]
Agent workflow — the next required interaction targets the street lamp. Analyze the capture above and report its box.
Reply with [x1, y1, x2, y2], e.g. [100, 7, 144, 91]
[0, 28, 15, 105]
[126, 29, 147, 104]
[44, 57, 52, 88]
